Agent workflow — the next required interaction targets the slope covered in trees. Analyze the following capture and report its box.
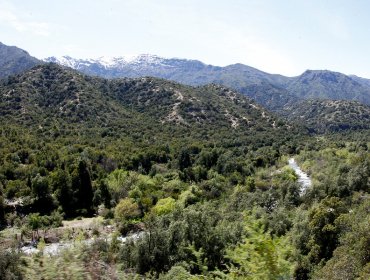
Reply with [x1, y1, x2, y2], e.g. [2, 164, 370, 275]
[283, 99, 370, 133]
[0, 63, 296, 143]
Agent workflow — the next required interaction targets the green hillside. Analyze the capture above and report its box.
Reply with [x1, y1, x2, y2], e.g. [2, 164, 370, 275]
[0, 63, 296, 142]
[283, 99, 370, 133]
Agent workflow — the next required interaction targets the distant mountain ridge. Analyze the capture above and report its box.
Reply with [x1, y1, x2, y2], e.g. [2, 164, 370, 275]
[44, 55, 288, 85]
[0, 42, 41, 79]
[0, 40, 370, 119]
[44, 55, 370, 108]
[286, 70, 370, 105]
[283, 99, 370, 133]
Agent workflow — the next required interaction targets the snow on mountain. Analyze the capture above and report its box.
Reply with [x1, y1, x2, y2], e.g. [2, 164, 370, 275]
[43, 54, 178, 70]
[42, 54, 210, 80]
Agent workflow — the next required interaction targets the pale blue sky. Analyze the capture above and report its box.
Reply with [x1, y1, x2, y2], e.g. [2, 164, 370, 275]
[1, 0, 370, 77]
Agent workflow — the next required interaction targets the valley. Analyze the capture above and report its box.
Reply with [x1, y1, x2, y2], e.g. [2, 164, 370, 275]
[0, 42, 369, 280]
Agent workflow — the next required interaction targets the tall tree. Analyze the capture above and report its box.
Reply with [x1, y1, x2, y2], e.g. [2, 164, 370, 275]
[71, 160, 94, 216]
[50, 169, 73, 217]
[31, 174, 54, 214]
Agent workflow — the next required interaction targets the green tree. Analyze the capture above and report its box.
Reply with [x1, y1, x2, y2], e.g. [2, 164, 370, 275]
[71, 160, 94, 216]
[226, 213, 294, 280]
[27, 213, 42, 240]
[159, 266, 194, 280]
[178, 148, 192, 171]
[106, 169, 131, 202]
[114, 198, 140, 222]
[0, 250, 23, 280]
[315, 198, 370, 280]
[152, 197, 176, 216]
[50, 169, 73, 217]
[307, 197, 346, 264]
[31, 174, 54, 214]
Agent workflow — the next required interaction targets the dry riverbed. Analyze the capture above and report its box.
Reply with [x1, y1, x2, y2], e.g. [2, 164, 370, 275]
[1, 217, 115, 253]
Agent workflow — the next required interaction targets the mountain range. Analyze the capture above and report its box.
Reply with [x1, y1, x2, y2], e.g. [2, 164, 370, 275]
[1, 41, 369, 109]
[45, 55, 370, 108]
[1, 42, 370, 133]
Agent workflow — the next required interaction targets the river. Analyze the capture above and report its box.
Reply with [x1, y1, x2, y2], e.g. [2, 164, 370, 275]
[288, 158, 312, 195]
[20, 231, 144, 256]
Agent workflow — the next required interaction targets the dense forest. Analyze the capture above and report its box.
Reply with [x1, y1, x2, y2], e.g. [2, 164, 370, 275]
[0, 63, 369, 280]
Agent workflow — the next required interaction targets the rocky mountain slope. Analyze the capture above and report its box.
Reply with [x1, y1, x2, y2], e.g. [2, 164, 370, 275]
[0, 42, 41, 79]
[286, 70, 370, 105]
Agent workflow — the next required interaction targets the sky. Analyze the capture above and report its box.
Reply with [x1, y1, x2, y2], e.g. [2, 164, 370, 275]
[1, 0, 370, 77]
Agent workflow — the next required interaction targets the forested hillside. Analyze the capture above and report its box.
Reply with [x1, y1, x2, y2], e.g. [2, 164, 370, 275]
[283, 99, 370, 133]
[0, 63, 295, 144]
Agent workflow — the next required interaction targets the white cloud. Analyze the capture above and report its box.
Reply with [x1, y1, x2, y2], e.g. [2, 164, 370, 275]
[0, 1, 50, 36]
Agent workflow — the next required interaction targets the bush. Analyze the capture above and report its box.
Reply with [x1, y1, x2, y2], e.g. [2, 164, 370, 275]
[151, 197, 176, 216]
[114, 198, 140, 222]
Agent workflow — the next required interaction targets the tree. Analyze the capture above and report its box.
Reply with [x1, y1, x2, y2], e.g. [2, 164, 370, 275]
[0, 250, 23, 280]
[114, 198, 140, 222]
[31, 174, 55, 214]
[93, 179, 111, 208]
[152, 197, 176, 216]
[159, 266, 193, 280]
[315, 198, 370, 280]
[226, 213, 294, 280]
[307, 197, 346, 263]
[50, 169, 73, 217]
[178, 148, 192, 171]
[0, 195, 5, 228]
[106, 169, 131, 202]
[71, 160, 94, 216]
[27, 213, 42, 241]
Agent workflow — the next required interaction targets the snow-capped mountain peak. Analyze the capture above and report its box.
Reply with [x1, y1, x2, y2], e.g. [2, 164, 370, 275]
[44, 54, 170, 70]
[46, 55, 81, 68]
[43, 54, 208, 79]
